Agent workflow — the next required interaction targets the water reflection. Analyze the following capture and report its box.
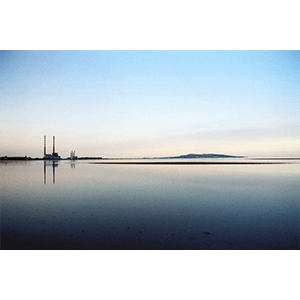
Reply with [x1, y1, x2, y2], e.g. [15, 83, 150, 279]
[43, 160, 77, 184]
[1, 159, 298, 249]
[43, 160, 59, 185]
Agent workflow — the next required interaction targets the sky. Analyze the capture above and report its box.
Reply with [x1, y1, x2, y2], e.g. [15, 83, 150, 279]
[0, 50, 299, 158]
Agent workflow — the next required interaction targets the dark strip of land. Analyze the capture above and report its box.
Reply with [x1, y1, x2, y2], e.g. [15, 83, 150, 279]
[91, 161, 285, 165]
[251, 158, 300, 160]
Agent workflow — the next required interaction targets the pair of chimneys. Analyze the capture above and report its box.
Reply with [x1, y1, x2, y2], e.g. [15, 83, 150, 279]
[44, 135, 56, 155]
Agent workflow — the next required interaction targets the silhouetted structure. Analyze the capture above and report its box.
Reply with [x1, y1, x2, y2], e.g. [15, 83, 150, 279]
[43, 135, 61, 159]
[69, 151, 78, 160]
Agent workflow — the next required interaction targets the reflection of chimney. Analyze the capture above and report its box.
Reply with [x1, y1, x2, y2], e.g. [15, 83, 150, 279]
[53, 162, 55, 184]
[53, 136, 55, 154]
[44, 135, 46, 156]
[44, 161, 46, 184]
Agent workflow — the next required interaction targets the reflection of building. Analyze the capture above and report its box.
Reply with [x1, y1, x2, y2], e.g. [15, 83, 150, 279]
[44, 161, 58, 184]
[43, 136, 61, 160]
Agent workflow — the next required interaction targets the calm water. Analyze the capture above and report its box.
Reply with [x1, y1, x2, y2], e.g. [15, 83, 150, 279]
[1, 159, 299, 249]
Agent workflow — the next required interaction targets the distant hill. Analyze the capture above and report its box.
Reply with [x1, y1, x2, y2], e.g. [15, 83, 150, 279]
[145, 153, 246, 159]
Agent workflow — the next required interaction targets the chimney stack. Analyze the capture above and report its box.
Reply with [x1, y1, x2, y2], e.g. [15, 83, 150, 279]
[53, 136, 55, 155]
[44, 135, 46, 156]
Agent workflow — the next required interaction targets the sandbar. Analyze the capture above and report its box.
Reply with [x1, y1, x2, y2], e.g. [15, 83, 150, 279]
[90, 161, 285, 165]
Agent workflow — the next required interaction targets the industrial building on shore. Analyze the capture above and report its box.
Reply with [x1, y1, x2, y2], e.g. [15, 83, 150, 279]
[1, 136, 102, 160]
[68, 151, 78, 160]
[44, 135, 61, 160]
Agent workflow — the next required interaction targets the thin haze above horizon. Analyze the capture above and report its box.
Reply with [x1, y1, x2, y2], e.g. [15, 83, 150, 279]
[1, 50, 299, 158]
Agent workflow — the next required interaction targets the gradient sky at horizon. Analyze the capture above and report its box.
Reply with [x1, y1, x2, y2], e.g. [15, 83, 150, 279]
[1, 50, 299, 158]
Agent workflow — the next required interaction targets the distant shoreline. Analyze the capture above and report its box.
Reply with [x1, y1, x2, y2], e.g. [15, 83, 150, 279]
[1, 156, 299, 161]
[250, 158, 300, 160]
[90, 161, 286, 165]
[0, 157, 103, 161]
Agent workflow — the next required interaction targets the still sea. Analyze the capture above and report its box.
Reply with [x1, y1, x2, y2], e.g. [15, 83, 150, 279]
[1, 158, 299, 249]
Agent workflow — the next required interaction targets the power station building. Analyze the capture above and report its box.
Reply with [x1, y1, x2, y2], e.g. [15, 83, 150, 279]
[43, 136, 61, 160]
[69, 151, 78, 160]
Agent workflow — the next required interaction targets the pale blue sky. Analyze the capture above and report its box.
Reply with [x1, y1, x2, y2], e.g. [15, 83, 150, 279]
[1, 50, 299, 157]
